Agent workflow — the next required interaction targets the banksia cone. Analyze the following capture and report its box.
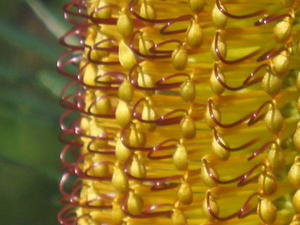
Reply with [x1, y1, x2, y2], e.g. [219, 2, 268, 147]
[57, 0, 300, 224]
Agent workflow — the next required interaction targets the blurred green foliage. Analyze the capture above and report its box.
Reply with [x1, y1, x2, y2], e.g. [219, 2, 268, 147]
[0, 0, 71, 224]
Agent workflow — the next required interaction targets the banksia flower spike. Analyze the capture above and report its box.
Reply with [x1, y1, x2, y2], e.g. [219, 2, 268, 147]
[57, 0, 300, 224]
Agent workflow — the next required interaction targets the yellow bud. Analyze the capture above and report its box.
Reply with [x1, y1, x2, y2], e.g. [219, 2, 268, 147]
[267, 143, 284, 170]
[177, 181, 193, 204]
[137, 70, 154, 88]
[201, 160, 218, 187]
[138, 33, 152, 55]
[211, 34, 227, 60]
[265, 107, 283, 133]
[140, 1, 156, 20]
[112, 166, 128, 192]
[258, 170, 277, 195]
[293, 123, 300, 152]
[262, 71, 282, 96]
[127, 191, 143, 215]
[188, 0, 206, 12]
[187, 19, 203, 48]
[288, 157, 300, 188]
[274, 19, 291, 42]
[130, 154, 146, 178]
[90, 123, 107, 148]
[119, 40, 137, 70]
[180, 115, 196, 139]
[80, 117, 90, 131]
[115, 100, 131, 127]
[94, 91, 112, 114]
[212, 3, 227, 28]
[293, 189, 300, 213]
[87, 186, 103, 206]
[115, 136, 132, 162]
[96, 0, 112, 18]
[171, 208, 187, 225]
[257, 198, 277, 224]
[117, 11, 133, 37]
[203, 192, 219, 219]
[83, 63, 97, 86]
[141, 100, 157, 131]
[210, 67, 225, 95]
[128, 125, 145, 147]
[180, 79, 195, 101]
[211, 135, 229, 160]
[118, 79, 133, 102]
[271, 51, 290, 75]
[172, 45, 188, 70]
[90, 155, 109, 177]
[112, 199, 125, 224]
[298, 98, 300, 113]
[205, 103, 221, 128]
[173, 144, 188, 170]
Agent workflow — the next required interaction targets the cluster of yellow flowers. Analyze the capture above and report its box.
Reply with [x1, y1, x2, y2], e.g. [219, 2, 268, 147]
[59, 0, 300, 224]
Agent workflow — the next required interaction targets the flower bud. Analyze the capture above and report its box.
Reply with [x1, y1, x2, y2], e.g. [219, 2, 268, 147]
[257, 198, 277, 224]
[129, 154, 146, 178]
[118, 79, 133, 102]
[265, 106, 283, 133]
[119, 40, 137, 70]
[137, 70, 154, 88]
[273, 19, 291, 42]
[267, 143, 284, 170]
[188, 0, 206, 12]
[112, 198, 125, 224]
[212, 3, 227, 28]
[205, 103, 221, 128]
[180, 115, 196, 139]
[115, 135, 132, 162]
[210, 67, 225, 95]
[172, 45, 188, 70]
[96, 0, 112, 18]
[141, 100, 157, 131]
[288, 157, 300, 188]
[83, 63, 97, 86]
[173, 144, 188, 170]
[180, 79, 196, 101]
[140, 1, 156, 20]
[117, 10, 133, 37]
[201, 159, 218, 187]
[258, 170, 277, 195]
[203, 192, 219, 219]
[293, 189, 300, 213]
[187, 19, 203, 48]
[211, 135, 229, 160]
[171, 208, 187, 225]
[177, 180, 193, 204]
[112, 165, 129, 192]
[115, 100, 131, 127]
[211, 34, 227, 60]
[128, 125, 145, 147]
[271, 50, 290, 75]
[138, 33, 152, 55]
[127, 191, 143, 215]
[94, 90, 112, 114]
[262, 72, 282, 96]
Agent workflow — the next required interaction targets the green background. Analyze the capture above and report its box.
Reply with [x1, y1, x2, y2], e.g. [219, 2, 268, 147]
[0, 0, 70, 224]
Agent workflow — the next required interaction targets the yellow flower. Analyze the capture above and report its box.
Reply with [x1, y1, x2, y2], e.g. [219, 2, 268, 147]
[58, 0, 300, 224]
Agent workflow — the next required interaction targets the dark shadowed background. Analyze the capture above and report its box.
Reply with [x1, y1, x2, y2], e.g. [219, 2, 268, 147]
[0, 0, 70, 224]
